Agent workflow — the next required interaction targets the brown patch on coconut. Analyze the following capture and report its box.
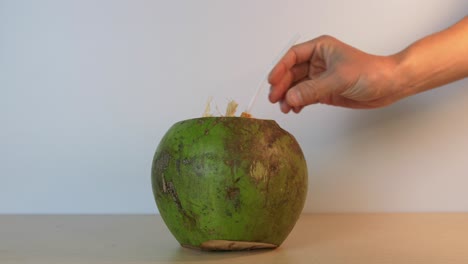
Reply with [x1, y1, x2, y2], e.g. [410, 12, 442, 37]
[182, 240, 277, 251]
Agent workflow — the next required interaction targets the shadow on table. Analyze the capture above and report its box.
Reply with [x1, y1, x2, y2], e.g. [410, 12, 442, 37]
[166, 246, 277, 262]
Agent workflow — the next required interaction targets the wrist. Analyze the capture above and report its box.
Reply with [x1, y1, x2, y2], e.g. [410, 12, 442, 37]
[389, 49, 424, 98]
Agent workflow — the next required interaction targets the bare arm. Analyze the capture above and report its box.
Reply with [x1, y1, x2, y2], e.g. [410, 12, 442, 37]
[395, 16, 468, 95]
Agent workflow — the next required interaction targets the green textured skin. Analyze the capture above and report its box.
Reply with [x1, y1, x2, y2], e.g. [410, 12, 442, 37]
[151, 117, 307, 248]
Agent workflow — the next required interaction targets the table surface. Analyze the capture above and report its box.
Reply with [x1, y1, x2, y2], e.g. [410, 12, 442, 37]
[1, 213, 468, 264]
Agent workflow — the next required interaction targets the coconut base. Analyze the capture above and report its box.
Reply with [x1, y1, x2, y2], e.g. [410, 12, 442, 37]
[182, 240, 277, 251]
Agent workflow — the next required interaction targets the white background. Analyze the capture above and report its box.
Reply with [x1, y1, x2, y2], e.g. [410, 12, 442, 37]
[1, 0, 467, 213]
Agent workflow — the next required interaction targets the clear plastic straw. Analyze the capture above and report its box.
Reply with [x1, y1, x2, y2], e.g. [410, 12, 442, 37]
[244, 33, 301, 115]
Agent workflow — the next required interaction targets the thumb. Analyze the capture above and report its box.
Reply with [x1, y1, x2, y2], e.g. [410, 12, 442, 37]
[285, 77, 335, 107]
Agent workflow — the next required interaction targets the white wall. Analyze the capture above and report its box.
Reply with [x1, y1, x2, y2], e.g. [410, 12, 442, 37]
[1, 0, 467, 213]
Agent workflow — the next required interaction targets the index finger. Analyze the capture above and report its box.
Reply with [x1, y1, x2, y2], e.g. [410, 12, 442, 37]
[268, 40, 319, 84]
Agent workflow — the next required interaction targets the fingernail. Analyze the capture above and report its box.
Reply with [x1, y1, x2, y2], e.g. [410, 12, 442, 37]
[288, 90, 303, 106]
[279, 99, 289, 113]
[268, 88, 275, 102]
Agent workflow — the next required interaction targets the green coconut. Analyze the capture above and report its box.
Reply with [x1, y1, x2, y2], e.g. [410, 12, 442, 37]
[151, 117, 307, 250]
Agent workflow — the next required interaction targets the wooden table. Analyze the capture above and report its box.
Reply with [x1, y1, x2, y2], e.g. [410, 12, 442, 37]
[1, 214, 468, 263]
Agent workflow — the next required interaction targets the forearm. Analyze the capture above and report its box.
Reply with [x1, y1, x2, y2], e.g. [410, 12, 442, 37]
[393, 16, 468, 95]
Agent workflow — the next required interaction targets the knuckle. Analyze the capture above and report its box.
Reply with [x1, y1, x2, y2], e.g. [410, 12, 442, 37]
[316, 34, 337, 43]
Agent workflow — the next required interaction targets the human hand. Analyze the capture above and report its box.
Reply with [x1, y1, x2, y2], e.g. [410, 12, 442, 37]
[268, 35, 405, 113]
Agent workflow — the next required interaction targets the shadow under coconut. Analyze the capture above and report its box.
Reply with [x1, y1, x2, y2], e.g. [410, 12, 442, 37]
[167, 246, 277, 262]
